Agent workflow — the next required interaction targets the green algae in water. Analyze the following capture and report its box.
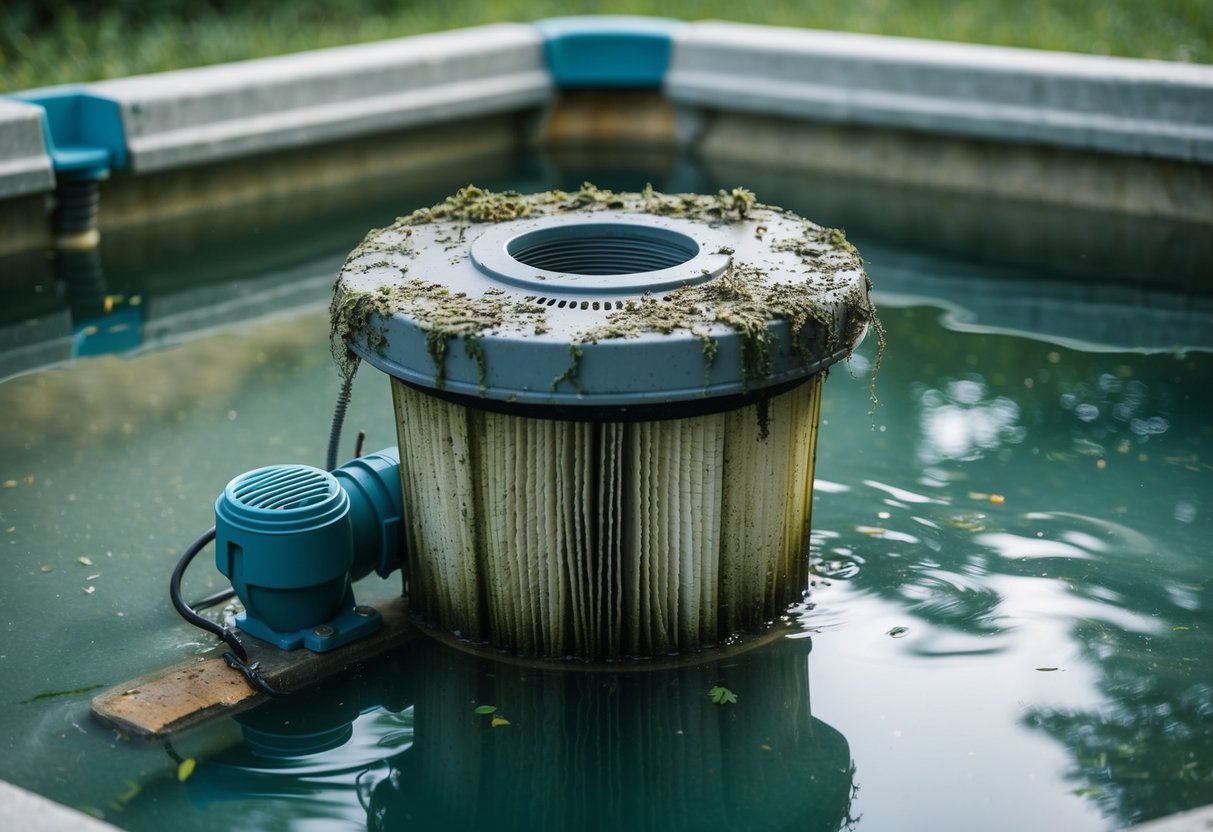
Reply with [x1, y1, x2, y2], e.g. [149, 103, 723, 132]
[20, 683, 106, 704]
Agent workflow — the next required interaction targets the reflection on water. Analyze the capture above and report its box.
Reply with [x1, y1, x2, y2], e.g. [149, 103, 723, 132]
[1024, 628, 1213, 827]
[127, 637, 855, 832]
[915, 376, 1025, 465]
[802, 306, 1212, 829]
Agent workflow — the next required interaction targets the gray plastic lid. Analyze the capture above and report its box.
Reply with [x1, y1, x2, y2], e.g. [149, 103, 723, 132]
[334, 188, 873, 417]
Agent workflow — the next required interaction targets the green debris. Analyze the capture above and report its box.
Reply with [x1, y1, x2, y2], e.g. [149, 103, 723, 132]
[473, 704, 497, 715]
[332, 184, 882, 405]
[20, 683, 106, 704]
[551, 344, 583, 393]
[108, 781, 141, 813]
[717, 187, 756, 219]
[176, 758, 197, 783]
[709, 685, 738, 705]
[401, 185, 536, 225]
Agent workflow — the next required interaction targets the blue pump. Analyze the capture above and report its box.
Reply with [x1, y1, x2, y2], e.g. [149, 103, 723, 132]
[213, 448, 404, 652]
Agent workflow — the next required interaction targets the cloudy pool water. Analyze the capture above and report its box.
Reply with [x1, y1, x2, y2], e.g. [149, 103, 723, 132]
[0, 156, 1209, 831]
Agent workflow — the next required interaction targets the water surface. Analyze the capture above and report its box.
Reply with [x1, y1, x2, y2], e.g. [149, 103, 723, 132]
[1, 158, 1210, 831]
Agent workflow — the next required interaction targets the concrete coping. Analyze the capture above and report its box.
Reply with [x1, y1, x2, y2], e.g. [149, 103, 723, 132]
[665, 20, 1213, 163]
[2, 17, 1212, 201]
[87, 22, 554, 173]
[0, 779, 122, 832]
[0, 98, 54, 199]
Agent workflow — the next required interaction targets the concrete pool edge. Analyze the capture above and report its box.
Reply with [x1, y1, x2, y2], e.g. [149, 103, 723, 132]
[1, 17, 1211, 253]
[0, 779, 122, 832]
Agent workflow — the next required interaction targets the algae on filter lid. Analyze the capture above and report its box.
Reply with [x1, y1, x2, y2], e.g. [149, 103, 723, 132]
[331, 183, 882, 404]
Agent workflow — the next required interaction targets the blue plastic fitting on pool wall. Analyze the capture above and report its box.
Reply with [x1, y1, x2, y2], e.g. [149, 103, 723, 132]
[214, 449, 404, 652]
[10, 86, 127, 181]
[536, 16, 681, 88]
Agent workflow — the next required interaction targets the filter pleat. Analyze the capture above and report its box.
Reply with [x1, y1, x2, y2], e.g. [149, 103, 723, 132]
[572, 424, 593, 654]
[700, 420, 723, 639]
[479, 411, 509, 645]
[625, 424, 644, 656]
[718, 406, 745, 636]
[604, 423, 624, 658]
[652, 422, 671, 654]
[660, 421, 679, 653]
[677, 419, 701, 649]
[510, 415, 530, 648]
[524, 418, 543, 649]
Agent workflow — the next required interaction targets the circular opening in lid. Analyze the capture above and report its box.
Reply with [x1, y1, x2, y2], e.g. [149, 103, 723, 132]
[470, 216, 728, 295]
[506, 223, 699, 275]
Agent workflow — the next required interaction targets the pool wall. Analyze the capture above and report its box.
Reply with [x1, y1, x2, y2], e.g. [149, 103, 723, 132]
[2, 17, 1211, 255]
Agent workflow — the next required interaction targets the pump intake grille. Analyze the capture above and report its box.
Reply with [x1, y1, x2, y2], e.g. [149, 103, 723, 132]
[231, 466, 336, 511]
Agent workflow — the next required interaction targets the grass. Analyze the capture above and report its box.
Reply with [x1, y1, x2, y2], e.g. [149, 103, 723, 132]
[1, 0, 1209, 92]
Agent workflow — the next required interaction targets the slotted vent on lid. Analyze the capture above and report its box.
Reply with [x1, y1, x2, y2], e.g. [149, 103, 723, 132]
[231, 466, 335, 511]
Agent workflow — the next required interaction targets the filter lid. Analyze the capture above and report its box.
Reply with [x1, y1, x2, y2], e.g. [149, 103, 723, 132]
[333, 185, 875, 417]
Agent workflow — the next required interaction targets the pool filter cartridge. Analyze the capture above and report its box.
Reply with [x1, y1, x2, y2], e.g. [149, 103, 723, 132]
[334, 185, 876, 660]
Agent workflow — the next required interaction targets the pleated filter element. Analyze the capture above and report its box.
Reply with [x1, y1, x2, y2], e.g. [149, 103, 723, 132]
[334, 186, 879, 661]
[393, 374, 821, 659]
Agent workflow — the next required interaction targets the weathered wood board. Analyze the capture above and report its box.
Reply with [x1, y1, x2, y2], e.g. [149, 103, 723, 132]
[91, 594, 417, 740]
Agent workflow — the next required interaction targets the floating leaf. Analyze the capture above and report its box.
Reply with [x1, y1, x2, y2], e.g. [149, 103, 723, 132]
[176, 758, 196, 783]
[1073, 786, 1104, 797]
[947, 513, 987, 533]
[887, 626, 909, 638]
[490, 716, 511, 728]
[473, 705, 497, 715]
[709, 686, 738, 705]
[112, 780, 141, 807]
[1035, 667, 1059, 672]
[77, 556, 93, 566]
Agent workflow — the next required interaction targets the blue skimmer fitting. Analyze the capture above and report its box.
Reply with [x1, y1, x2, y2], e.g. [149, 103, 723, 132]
[214, 449, 403, 652]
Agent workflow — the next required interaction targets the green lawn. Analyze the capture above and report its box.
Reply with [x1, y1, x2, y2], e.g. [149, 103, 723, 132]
[2, 0, 1209, 92]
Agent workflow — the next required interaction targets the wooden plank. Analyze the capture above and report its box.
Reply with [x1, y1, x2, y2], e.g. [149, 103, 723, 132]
[91, 594, 417, 741]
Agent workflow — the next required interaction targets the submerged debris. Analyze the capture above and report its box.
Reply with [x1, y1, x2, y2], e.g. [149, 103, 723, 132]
[20, 684, 106, 704]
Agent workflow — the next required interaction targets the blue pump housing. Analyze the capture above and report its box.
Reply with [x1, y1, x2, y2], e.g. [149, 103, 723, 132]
[215, 448, 404, 652]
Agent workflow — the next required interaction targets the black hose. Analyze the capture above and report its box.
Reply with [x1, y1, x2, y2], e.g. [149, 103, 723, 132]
[170, 526, 289, 696]
[191, 587, 237, 611]
[222, 652, 287, 697]
[326, 373, 355, 472]
[169, 527, 248, 661]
